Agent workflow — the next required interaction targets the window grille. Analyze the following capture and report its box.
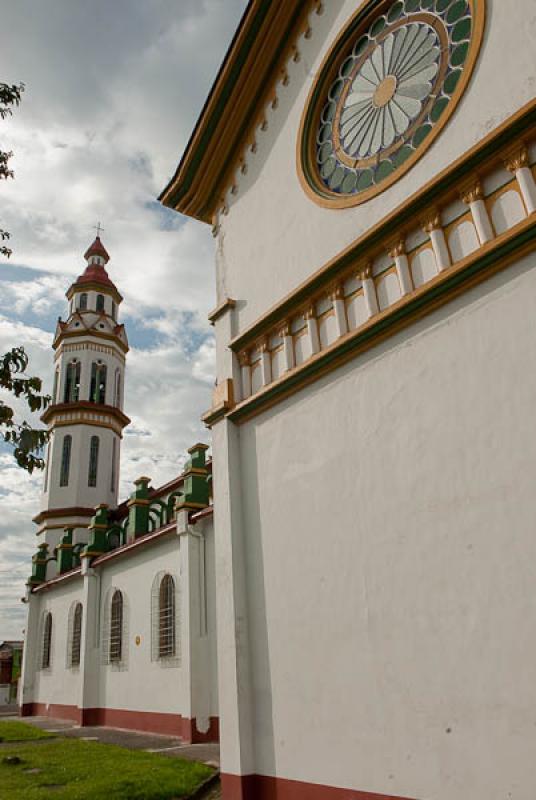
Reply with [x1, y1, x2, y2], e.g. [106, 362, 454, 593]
[60, 435, 72, 487]
[151, 572, 180, 665]
[64, 360, 81, 403]
[41, 612, 52, 670]
[88, 435, 100, 487]
[68, 603, 82, 667]
[79, 293, 88, 310]
[90, 362, 107, 404]
[109, 589, 123, 663]
[96, 294, 105, 312]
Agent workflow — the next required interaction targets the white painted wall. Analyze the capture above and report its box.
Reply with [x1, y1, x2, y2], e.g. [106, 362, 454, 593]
[26, 520, 218, 729]
[217, 0, 535, 335]
[30, 581, 84, 710]
[235, 253, 536, 799]
[96, 530, 218, 720]
[43, 424, 120, 513]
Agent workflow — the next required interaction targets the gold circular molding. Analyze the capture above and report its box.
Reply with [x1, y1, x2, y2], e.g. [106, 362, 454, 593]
[297, 0, 486, 210]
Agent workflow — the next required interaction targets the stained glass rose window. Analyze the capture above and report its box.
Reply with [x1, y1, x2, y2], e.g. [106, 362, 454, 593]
[298, 0, 485, 207]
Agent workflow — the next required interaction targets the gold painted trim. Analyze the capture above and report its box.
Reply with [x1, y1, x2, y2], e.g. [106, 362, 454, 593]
[225, 218, 535, 425]
[233, 102, 535, 354]
[208, 297, 236, 325]
[66, 282, 122, 305]
[49, 419, 125, 437]
[54, 328, 129, 354]
[297, 0, 486, 210]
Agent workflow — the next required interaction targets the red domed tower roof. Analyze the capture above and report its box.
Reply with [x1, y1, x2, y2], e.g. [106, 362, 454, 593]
[83, 235, 110, 264]
[67, 235, 122, 302]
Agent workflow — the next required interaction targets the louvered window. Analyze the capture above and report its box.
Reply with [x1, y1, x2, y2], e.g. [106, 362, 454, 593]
[70, 603, 82, 667]
[88, 436, 99, 487]
[64, 360, 81, 403]
[110, 590, 123, 663]
[41, 612, 52, 669]
[90, 362, 107, 404]
[60, 435, 72, 487]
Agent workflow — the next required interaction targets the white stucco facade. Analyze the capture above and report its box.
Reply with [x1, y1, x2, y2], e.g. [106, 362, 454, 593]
[193, 1, 536, 798]
[216, 0, 536, 334]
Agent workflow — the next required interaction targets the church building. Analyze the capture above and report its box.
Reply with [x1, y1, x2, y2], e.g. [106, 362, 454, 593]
[160, 1, 535, 798]
[21, 1, 536, 798]
[20, 237, 219, 743]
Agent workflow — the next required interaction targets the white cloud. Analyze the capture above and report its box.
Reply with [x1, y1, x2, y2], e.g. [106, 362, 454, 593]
[0, 0, 248, 637]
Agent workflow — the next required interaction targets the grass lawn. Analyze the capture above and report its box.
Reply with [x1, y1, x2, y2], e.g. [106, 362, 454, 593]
[0, 720, 54, 742]
[0, 738, 215, 800]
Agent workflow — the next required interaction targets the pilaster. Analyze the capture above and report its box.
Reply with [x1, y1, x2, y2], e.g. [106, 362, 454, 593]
[358, 262, 379, 318]
[19, 591, 40, 714]
[304, 304, 320, 355]
[422, 209, 451, 271]
[503, 144, 536, 215]
[279, 321, 295, 372]
[78, 565, 100, 720]
[329, 285, 348, 337]
[211, 417, 255, 776]
[460, 179, 494, 244]
[388, 238, 413, 296]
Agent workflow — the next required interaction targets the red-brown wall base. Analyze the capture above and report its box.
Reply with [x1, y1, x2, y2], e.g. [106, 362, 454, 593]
[20, 703, 218, 744]
[21, 702, 81, 724]
[220, 774, 417, 800]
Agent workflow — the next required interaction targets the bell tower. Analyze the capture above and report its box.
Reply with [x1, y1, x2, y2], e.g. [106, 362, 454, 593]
[34, 235, 130, 550]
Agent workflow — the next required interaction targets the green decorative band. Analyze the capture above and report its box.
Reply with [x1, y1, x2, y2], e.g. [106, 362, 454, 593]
[228, 221, 536, 424]
[232, 100, 535, 353]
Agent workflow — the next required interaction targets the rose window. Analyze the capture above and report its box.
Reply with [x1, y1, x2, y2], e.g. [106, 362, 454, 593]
[299, 0, 485, 207]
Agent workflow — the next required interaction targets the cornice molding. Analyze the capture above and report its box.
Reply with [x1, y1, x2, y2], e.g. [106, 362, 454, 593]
[33, 507, 95, 526]
[66, 281, 122, 304]
[229, 100, 536, 353]
[41, 401, 131, 430]
[226, 220, 536, 425]
[159, 0, 319, 222]
[53, 327, 129, 353]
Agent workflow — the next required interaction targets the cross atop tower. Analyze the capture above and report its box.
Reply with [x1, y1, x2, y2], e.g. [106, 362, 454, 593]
[93, 222, 105, 237]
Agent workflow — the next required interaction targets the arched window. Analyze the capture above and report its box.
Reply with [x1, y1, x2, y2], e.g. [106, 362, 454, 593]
[110, 438, 116, 492]
[60, 434, 72, 487]
[64, 360, 81, 403]
[159, 575, 176, 658]
[70, 603, 82, 667]
[52, 369, 59, 404]
[43, 445, 50, 492]
[88, 436, 99, 487]
[111, 301, 116, 320]
[90, 362, 107, 404]
[110, 590, 123, 663]
[114, 368, 121, 407]
[79, 293, 88, 311]
[96, 294, 105, 313]
[41, 612, 52, 669]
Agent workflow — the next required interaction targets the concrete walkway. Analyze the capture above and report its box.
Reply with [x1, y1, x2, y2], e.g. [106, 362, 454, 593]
[1, 713, 221, 797]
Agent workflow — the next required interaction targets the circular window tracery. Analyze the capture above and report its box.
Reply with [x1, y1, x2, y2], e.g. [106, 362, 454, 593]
[299, 0, 485, 207]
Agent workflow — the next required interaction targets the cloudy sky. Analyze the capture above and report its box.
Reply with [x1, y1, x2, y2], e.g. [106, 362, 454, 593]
[0, 0, 248, 639]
